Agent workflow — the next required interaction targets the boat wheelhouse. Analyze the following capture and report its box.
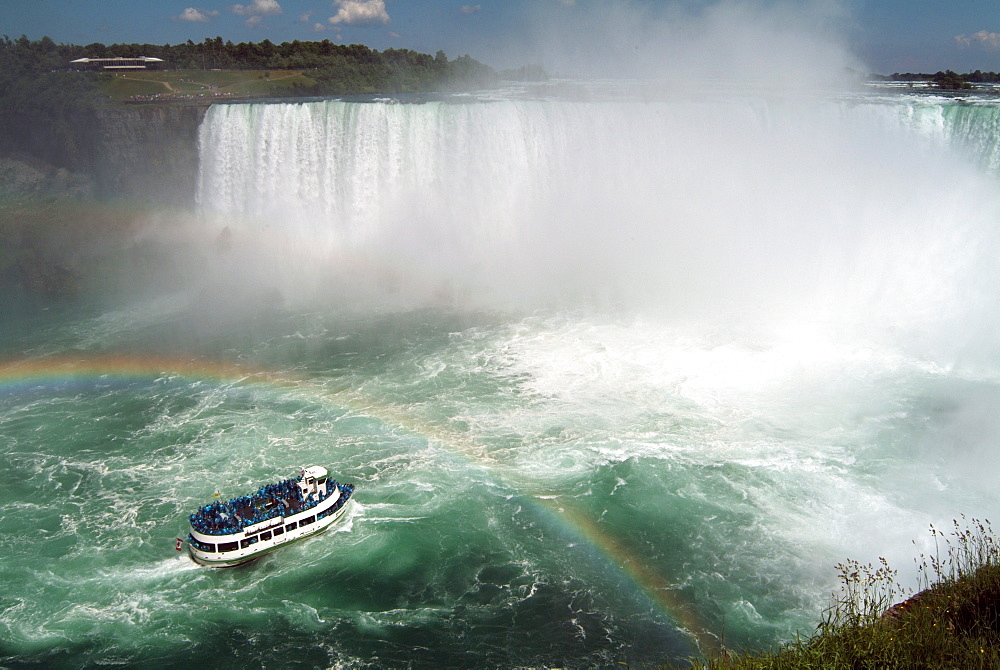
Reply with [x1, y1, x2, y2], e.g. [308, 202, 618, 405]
[186, 466, 354, 567]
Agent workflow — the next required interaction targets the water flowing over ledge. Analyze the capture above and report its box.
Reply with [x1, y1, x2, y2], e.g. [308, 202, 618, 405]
[195, 92, 1000, 363]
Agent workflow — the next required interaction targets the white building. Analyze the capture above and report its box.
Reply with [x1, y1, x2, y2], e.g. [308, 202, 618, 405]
[70, 56, 164, 70]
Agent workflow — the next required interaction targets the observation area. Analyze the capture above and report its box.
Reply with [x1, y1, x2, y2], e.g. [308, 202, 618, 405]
[70, 56, 164, 70]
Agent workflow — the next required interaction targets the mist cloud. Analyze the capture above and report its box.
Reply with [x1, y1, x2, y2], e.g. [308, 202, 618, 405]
[520, 0, 860, 87]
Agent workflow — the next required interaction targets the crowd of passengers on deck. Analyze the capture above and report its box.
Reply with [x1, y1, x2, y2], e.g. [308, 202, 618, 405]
[190, 476, 345, 535]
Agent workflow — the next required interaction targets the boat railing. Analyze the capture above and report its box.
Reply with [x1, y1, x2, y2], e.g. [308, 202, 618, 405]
[190, 477, 351, 536]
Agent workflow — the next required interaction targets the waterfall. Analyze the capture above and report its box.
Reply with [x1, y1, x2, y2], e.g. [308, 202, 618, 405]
[195, 93, 1000, 367]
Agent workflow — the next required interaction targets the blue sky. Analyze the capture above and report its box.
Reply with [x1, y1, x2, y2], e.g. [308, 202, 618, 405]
[3, 1, 1000, 75]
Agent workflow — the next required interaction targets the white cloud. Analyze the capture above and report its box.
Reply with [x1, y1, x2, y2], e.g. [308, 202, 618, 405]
[299, 10, 314, 22]
[461, 4, 482, 14]
[245, 15, 263, 27]
[313, 22, 327, 32]
[177, 7, 219, 22]
[955, 30, 1000, 51]
[230, 0, 282, 16]
[328, 0, 390, 26]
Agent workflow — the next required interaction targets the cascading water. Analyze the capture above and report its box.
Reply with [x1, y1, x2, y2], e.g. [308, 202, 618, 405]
[4, 86, 1000, 668]
[195, 94, 1000, 341]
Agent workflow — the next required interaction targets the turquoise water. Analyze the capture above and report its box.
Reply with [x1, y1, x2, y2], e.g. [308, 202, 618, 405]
[4, 87, 1000, 668]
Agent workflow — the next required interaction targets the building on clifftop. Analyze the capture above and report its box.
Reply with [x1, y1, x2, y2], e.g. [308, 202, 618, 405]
[70, 57, 164, 70]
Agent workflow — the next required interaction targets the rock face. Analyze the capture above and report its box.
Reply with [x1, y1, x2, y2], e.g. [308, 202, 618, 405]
[0, 103, 211, 301]
[1, 103, 208, 205]
[0, 214, 78, 299]
[11, 249, 79, 298]
[0, 157, 93, 199]
[92, 104, 208, 204]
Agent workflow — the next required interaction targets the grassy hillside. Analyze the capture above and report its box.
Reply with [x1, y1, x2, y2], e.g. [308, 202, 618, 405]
[97, 69, 318, 102]
[686, 518, 1000, 669]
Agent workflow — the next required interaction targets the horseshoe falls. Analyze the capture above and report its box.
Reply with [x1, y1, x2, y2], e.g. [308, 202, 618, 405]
[4, 87, 1000, 668]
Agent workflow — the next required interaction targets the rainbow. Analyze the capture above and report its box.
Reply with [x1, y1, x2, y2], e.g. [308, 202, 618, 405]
[0, 354, 276, 388]
[0, 352, 719, 656]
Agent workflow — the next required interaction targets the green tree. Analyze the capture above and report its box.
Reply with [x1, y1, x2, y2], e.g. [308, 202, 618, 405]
[933, 70, 972, 90]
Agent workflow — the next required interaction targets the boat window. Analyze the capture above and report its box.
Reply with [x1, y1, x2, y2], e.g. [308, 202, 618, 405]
[285, 522, 297, 531]
[219, 541, 238, 552]
[260, 531, 272, 541]
[300, 515, 315, 526]
[240, 537, 259, 549]
[187, 535, 216, 553]
[273, 527, 284, 536]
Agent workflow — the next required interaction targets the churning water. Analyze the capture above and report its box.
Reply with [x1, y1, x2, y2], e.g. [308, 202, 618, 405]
[3, 84, 1000, 668]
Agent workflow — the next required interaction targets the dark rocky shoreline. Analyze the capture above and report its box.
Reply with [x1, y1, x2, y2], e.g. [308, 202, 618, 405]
[0, 101, 211, 300]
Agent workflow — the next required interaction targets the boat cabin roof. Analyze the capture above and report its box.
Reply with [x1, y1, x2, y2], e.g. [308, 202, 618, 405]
[302, 465, 328, 481]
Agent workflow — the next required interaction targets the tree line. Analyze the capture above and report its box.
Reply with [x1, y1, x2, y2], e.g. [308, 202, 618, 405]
[0, 33, 516, 106]
[881, 69, 1000, 90]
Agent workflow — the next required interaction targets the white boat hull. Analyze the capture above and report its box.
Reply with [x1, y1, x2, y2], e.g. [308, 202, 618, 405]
[187, 490, 353, 568]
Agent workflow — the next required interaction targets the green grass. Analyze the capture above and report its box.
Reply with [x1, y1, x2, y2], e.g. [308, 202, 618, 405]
[224, 71, 317, 95]
[95, 70, 318, 102]
[101, 75, 167, 99]
[685, 518, 1000, 669]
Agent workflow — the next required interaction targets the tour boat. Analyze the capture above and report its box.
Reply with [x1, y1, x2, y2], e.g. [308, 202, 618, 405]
[184, 466, 354, 567]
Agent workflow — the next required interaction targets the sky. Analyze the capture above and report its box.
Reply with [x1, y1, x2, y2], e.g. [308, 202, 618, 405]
[2, 0, 1000, 75]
